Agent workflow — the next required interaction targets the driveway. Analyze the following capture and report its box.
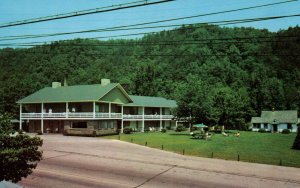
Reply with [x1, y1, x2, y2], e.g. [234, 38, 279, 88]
[20, 135, 300, 188]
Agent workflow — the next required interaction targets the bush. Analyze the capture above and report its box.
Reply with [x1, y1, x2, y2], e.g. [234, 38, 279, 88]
[166, 126, 171, 130]
[161, 128, 167, 133]
[292, 126, 300, 150]
[282, 129, 291, 134]
[175, 125, 186, 132]
[123, 127, 132, 134]
[0, 134, 43, 183]
[190, 127, 197, 131]
[258, 128, 266, 133]
[36, 130, 43, 135]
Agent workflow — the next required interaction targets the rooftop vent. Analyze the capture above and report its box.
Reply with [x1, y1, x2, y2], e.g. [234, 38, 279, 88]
[101, 79, 110, 86]
[52, 82, 61, 88]
[63, 77, 68, 87]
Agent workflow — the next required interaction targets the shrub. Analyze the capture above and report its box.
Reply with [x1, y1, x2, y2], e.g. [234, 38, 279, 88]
[17, 129, 24, 134]
[166, 126, 171, 130]
[123, 127, 132, 134]
[258, 128, 266, 133]
[282, 129, 290, 134]
[190, 127, 197, 131]
[161, 128, 167, 133]
[175, 125, 186, 132]
[36, 130, 43, 135]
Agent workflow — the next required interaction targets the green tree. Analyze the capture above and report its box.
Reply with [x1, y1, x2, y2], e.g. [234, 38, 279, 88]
[0, 113, 43, 183]
[0, 113, 14, 134]
[132, 62, 158, 96]
[292, 126, 300, 150]
[208, 86, 251, 129]
[174, 75, 211, 126]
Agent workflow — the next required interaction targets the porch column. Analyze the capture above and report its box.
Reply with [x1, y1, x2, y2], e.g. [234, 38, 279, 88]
[160, 107, 163, 130]
[109, 102, 111, 118]
[142, 107, 145, 132]
[66, 102, 69, 118]
[41, 103, 44, 133]
[19, 104, 22, 130]
[93, 101, 96, 118]
[121, 105, 124, 133]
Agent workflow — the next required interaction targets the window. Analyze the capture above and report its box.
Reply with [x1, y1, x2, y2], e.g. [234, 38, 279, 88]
[98, 120, 115, 129]
[253, 123, 260, 128]
[264, 123, 268, 129]
[99, 121, 107, 129]
[287, 123, 292, 129]
[72, 122, 87, 128]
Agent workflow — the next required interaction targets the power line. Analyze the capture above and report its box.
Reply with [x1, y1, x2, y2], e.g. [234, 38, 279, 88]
[0, 0, 296, 40]
[0, 0, 174, 28]
[1, 13, 299, 43]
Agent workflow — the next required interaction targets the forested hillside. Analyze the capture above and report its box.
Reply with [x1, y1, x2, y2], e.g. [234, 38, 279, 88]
[0, 24, 299, 129]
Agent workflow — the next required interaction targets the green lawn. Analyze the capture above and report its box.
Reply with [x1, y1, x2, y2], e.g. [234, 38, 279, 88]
[103, 131, 300, 167]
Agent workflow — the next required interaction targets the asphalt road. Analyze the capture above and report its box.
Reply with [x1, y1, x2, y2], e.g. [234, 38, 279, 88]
[19, 135, 300, 188]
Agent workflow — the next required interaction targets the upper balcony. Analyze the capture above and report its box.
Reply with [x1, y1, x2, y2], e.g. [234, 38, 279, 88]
[21, 102, 174, 120]
[21, 112, 173, 120]
[21, 112, 123, 119]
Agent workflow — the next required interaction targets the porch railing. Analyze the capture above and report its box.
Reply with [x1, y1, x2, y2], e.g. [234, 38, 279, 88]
[21, 112, 122, 119]
[123, 114, 143, 119]
[123, 114, 173, 119]
[21, 113, 173, 119]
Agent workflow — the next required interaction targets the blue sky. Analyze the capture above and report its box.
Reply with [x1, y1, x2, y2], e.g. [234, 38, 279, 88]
[0, 0, 299, 46]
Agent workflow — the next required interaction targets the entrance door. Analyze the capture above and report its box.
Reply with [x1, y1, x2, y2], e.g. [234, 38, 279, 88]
[273, 124, 278, 132]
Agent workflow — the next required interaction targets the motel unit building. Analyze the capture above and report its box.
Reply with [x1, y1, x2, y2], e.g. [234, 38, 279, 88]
[251, 110, 299, 133]
[17, 79, 177, 135]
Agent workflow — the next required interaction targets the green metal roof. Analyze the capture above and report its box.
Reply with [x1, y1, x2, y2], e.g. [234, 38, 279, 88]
[124, 95, 177, 108]
[193, 123, 208, 127]
[17, 83, 132, 103]
[251, 110, 298, 124]
[17, 84, 177, 108]
[251, 117, 262, 123]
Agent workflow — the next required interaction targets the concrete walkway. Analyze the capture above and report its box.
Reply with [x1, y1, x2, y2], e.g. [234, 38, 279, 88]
[20, 135, 300, 188]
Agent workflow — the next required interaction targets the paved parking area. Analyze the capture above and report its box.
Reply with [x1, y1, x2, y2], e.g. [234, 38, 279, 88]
[20, 135, 300, 188]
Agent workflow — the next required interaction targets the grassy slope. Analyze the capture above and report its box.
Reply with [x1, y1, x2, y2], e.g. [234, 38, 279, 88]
[103, 131, 300, 167]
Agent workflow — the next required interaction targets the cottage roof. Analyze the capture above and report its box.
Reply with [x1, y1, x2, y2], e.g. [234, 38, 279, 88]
[251, 117, 262, 123]
[260, 110, 298, 124]
[17, 83, 132, 104]
[124, 95, 177, 108]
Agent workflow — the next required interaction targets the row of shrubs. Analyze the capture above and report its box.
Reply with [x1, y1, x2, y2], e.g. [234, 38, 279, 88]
[258, 128, 291, 134]
[35, 127, 293, 135]
[123, 127, 168, 134]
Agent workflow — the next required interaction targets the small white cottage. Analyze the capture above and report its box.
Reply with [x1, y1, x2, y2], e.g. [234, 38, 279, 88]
[251, 110, 298, 133]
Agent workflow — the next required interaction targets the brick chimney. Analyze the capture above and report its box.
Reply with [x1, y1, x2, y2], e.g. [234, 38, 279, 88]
[101, 79, 110, 86]
[52, 82, 61, 88]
